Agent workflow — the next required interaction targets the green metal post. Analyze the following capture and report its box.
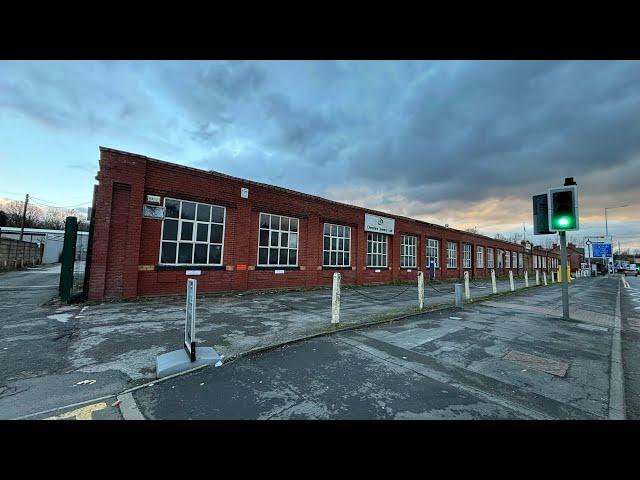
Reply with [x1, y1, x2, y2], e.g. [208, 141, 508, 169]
[59, 216, 78, 303]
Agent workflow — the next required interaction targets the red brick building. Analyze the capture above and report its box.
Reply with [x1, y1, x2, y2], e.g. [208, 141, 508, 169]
[87, 148, 560, 300]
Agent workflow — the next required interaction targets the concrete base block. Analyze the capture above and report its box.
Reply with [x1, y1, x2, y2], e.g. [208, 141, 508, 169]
[156, 347, 222, 379]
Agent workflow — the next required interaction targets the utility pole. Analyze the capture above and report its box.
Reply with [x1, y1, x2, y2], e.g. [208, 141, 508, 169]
[19, 193, 29, 241]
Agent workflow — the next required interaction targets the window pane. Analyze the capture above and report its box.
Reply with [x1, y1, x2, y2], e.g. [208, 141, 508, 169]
[344, 239, 350, 251]
[180, 222, 193, 241]
[344, 253, 349, 265]
[281, 217, 289, 231]
[345, 227, 350, 238]
[331, 252, 337, 265]
[324, 236, 330, 250]
[165, 199, 180, 218]
[260, 214, 269, 228]
[290, 218, 298, 232]
[162, 219, 178, 241]
[258, 247, 268, 265]
[209, 244, 222, 264]
[338, 252, 343, 265]
[196, 223, 208, 242]
[197, 204, 211, 222]
[338, 239, 344, 251]
[332, 237, 337, 250]
[324, 224, 330, 235]
[210, 224, 223, 244]
[269, 248, 278, 265]
[367, 254, 372, 266]
[324, 251, 330, 265]
[289, 233, 297, 248]
[271, 231, 279, 247]
[259, 229, 269, 247]
[161, 242, 176, 263]
[181, 202, 195, 220]
[279, 249, 288, 264]
[281, 232, 288, 247]
[211, 206, 224, 224]
[194, 244, 208, 264]
[338, 225, 344, 237]
[289, 249, 297, 265]
[270, 215, 280, 230]
[178, 243, 193, 263]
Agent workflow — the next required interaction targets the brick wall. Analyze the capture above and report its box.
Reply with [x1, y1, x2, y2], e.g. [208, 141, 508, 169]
[88, 147, 557, 300]
[0, 238, 42, 270]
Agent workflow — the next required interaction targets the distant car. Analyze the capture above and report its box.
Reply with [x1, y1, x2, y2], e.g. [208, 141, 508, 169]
[623, 265, 638, 276]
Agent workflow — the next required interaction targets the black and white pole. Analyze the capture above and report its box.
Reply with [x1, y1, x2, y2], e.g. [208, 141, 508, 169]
[184, 278, 197, 362]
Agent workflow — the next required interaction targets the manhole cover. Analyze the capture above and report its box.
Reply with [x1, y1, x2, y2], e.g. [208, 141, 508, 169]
[503, 350, 569, 377]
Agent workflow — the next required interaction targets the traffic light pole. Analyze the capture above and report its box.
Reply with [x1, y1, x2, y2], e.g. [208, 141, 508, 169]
[559, 231, 570, 320]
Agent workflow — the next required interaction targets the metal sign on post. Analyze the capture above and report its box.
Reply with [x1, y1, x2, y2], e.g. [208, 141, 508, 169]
[184, 278, 197, 362]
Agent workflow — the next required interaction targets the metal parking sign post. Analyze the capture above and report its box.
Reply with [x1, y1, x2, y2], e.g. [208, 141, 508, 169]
[185, 278, 197, 362]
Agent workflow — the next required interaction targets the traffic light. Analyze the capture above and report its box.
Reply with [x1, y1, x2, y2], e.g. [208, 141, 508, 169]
[548, 185, 579, 232]
[532, 194, 552, 235]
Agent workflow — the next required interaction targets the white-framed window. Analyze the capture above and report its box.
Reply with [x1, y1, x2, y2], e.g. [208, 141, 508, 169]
[160, 197, 225, 265]
[487, 247, 494, 269]
[512, 252, 517, 269]
[323, 223, 351, 267]
[258, 212, 299, 266]
[463, 244, 472, 269]
[518, 252, 523, 268]
[476, 246, 484, 268]
[533, 255, 538, 269]
[505, 250, 511, 268]
[543, 256, 547, 268]
[367, 232, 388, 267]
[426, 239, 439, 268]
[447, 241, 457, 268]
[401, 235, 417, 268]
[497, 250, 503, 268]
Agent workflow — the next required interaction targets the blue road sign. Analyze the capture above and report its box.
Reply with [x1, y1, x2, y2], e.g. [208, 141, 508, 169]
[591, 243, 612, 257]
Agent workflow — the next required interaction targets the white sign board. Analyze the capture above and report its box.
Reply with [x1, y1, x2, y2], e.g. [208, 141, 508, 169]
[241, 187, 249, 198]
[143, 204, 165, 219]
[364, 213, 395, 235]
[184, 279, 197, 361]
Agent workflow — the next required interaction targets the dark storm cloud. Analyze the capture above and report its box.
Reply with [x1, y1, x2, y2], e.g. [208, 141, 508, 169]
[2, 60, 639, 243]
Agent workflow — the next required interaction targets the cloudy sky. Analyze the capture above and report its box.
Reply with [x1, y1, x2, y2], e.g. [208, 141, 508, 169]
[1, 60, 638, 249]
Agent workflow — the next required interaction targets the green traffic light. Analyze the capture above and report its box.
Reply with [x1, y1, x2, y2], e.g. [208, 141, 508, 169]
[558, 217, 569, 226]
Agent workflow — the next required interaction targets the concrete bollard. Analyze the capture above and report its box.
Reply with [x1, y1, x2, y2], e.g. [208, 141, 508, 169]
[464, 271, 471, 300]
[535, 270, 540, 286]
[509, 270, 515, 291]
[491, 269, 497, 294]
[418, 271, 424, 311]
[551, 270, 555, 283]
[543, 272, 548, 286]
[331, 272, 341, 324]
[454, 283, 464, 307]
[524, 270, 529, 287]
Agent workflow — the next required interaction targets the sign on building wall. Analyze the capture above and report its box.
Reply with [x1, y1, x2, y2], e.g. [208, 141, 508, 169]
[143, 204, 165, 219]
[364, 213, 395, 235]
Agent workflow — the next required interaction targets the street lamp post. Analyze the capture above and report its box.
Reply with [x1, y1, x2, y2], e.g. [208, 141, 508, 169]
[604, 204, 629, 274]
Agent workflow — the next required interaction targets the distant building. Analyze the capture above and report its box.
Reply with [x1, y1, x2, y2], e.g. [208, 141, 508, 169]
[0, 226, 88, 264]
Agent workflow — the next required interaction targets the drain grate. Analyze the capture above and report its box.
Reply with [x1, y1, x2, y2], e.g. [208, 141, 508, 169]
[503, 350, 569, 377]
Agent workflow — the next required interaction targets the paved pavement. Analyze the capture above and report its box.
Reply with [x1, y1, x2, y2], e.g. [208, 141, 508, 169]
[0, 264, 619, 420]
[132, 275, 622, 420]
[621, 274, 640, 419]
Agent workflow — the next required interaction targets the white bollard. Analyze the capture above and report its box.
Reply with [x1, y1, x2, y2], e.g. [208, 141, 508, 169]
[454, 283, 464, 307]
[543, 272, 548, 286]
[418, 271, 424, 310]
[524, 270, 529, 288]
[331, 272, 341, 324]
[509, 271, 515, 291]
[551, 270, 555, 283]
[464, 271, 471, 300]
[491, 269, 497, 294]
[535, 270, 540, 286]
